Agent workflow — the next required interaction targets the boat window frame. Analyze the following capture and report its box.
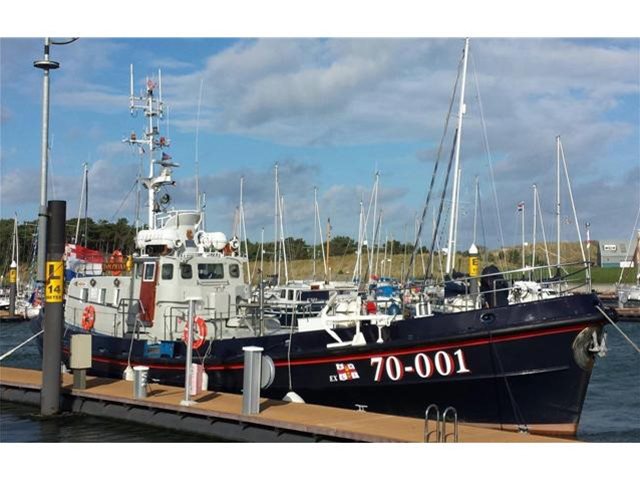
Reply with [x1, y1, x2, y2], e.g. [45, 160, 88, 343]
[180, 263, 192, 280]
[143, 262, 156, 282]
[229, 263, 240, 279]
[197, 263, 224, 280]
[161, 263, 174, 280]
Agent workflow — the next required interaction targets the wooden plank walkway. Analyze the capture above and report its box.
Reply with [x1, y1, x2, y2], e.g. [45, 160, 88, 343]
[0, 366, 572, 443]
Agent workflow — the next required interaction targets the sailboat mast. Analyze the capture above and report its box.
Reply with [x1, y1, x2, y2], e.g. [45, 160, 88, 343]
[75, 162, 88, 244]
[279, 194, 288, 284]
[445, 38, 470, 275]
[257, 226, 263, 273]
[326, 217, 331, 283]
[273, 163, 279, 279]
[372, 172, 379, 277]
[559, 139, 587, 265]
[195, 78, 204, 210]
[240, 176, 251, 284]
[472, 176, 479, 245]
[556, 135, 561, 270]
[521, 201, 526, 271]
[13, 215, 19, 291]
[532, 184, 538, 271]
[353, 200, 364, 283]
[313, 187, 318, 280]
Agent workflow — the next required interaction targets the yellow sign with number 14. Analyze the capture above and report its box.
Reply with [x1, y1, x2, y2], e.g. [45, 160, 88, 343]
[45, 261, 64, 303]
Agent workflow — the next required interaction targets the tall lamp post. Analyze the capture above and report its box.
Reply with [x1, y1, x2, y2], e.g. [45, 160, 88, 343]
[33, 37, 77, 284]
[33, 38, 59, 284]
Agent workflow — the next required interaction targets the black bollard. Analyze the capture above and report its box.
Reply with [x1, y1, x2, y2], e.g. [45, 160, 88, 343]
[40, 200, 66, 415]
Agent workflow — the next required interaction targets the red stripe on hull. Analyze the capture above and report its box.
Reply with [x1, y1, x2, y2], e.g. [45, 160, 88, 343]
[78, 321, 594, 372]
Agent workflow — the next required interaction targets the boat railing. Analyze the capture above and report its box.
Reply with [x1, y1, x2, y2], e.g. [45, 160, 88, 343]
[154, 209, 202, 230]
[424, 261, 593, 313]
[116, 297, 149, 337]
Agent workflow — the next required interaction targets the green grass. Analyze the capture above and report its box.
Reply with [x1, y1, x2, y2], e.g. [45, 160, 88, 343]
[581, 267, 637, 284]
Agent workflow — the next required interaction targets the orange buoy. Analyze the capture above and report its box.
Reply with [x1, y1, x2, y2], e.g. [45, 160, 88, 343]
[183, 316, 207, 349]
[81, 305, 96, 331]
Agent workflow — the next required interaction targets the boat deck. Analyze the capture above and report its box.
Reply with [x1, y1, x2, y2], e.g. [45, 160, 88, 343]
[0, 366, 573, 443]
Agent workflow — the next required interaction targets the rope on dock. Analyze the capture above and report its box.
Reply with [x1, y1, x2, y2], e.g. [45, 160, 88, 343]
[0, 330, 44, 362]
[596, 305, 640, 354]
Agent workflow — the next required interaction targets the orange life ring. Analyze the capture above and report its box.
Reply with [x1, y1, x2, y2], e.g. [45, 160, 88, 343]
[82, 305, 96, 331]
[183, 316, 207, 349]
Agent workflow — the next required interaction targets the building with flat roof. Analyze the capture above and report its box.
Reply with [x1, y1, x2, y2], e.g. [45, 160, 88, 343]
[598, 240, 636, 268]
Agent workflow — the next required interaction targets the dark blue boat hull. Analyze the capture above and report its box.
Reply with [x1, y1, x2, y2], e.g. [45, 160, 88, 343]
[61, 293, 608, 435]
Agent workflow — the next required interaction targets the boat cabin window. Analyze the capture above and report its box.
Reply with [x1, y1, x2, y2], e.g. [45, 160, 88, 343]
[143, 262, 156, 282]
[81, 288, 89, 302]
[135, 263, 142, 278]
[161, 263, 174, 280]
[288, 289, 294, 301]
[300, 290, 330, 302]
[198, 263, 224, 280]
[280, 289, 286, 299]
[180, 264, 192, 279]
[229, 263, 240, 278]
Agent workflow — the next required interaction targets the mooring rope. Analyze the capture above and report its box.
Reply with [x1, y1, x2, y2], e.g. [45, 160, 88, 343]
[0, 329, 43, 362]
[596, 305, 640, 354]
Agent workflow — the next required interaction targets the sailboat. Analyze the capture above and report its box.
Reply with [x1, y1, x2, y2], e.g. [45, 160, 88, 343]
[1, 215, 30, 319]
[56, 45, 611, 436]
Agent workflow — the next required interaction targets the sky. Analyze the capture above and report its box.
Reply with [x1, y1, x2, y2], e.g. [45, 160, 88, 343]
[1, 11, 639, 253]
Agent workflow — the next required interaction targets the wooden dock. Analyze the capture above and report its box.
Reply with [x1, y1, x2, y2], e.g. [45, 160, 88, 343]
[0, 366, 572, 443]
[0, 310, 25, 322]
[615, 307, 640, 321]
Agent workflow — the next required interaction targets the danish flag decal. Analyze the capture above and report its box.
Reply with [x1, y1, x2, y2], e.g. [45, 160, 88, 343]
[336, 363, 360, 381]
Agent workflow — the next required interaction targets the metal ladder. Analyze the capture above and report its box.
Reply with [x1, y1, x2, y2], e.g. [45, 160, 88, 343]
[424, 404, 459, 443]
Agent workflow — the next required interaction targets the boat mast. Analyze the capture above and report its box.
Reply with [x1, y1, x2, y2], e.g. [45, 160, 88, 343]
[532, 184, 537, 272]
[260, 227, 265, 274]
[445, 38, 470, 276]
[556, 135, 561, 271]
[313, 187, 328, 281]
[12, 214, 19, 291]
[326, 217, 331, 283]
[558, 139, 587, 266]
[313, 187, 317, 280]
[240, 176, 251, 284]
[535, 184, 553, 277]
[74, 162, 88, 244]
[520, 201, 526, 271]
[125, 65, 174, 231]
[279, 194, 288, 284]
[371, 171, 380, 278]
[273, 163, 279, 281]
[195, 78, 204, 210]
[353, 200, 364, 283]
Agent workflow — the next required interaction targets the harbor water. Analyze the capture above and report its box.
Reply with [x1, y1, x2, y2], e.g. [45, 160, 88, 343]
[1, 320, 638, 442]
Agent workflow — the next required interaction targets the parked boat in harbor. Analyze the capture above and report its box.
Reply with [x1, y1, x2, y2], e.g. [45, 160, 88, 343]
[29, 41, 617, 437]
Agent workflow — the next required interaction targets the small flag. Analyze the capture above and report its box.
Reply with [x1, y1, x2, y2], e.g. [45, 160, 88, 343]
[162, 152, 172, 161]
[336, 363, 360, 381]
[517, 201, 525, 212]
